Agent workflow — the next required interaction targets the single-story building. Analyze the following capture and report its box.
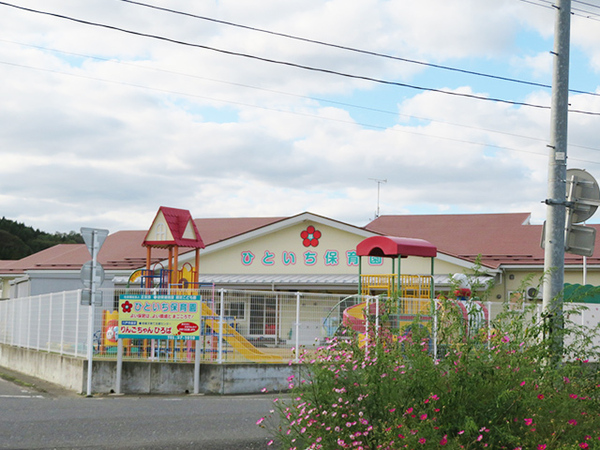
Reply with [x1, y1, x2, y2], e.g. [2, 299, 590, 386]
[1, 209, 598, 313]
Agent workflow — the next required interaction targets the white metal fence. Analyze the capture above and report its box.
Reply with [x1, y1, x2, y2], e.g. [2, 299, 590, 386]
[1, 289, 599, 363]
[0, 290, 88, 357]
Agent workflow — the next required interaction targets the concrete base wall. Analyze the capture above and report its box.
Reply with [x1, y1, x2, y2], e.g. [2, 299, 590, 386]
[0, 344, 298, 395]
[0, 344, 85, 392]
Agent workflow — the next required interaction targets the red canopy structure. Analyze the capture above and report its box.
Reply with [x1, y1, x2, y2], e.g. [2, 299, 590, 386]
[356, 235, 437, 296]
[357, 236, 437, 258]
[142, 206, 205, 287]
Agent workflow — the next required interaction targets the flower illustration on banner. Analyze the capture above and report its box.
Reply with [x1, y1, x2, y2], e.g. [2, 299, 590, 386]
[121, 300, 133, 313]
[301, 225, 321, 247]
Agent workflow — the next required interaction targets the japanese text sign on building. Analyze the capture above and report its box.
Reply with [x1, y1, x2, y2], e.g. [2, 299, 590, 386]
[118, 294, 201, 340]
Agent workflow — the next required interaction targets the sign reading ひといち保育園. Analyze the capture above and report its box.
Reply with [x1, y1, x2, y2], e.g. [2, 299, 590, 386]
[118, 294, 201, 340]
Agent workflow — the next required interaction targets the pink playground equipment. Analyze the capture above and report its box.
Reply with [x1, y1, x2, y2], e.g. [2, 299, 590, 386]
[341, 235, 490, 342]
[342, 235, 438, 335]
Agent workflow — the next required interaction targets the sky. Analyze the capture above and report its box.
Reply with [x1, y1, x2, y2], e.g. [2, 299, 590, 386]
[2, 0, 600, 234]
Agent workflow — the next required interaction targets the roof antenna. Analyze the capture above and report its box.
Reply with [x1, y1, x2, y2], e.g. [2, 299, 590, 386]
[368, 178, 387, 219]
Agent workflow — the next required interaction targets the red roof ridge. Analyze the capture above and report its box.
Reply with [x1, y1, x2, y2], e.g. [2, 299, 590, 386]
[143, 206, 205, 249]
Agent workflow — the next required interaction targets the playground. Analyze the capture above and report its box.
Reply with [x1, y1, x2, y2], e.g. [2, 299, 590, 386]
[91, 209, 455, 364]
[91, 213, 494, 365]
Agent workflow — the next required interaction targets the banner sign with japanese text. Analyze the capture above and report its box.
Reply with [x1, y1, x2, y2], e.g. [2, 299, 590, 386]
[118, 294, 201, 340]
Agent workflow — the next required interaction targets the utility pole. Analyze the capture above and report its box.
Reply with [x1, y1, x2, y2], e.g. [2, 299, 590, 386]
[542, 0, 571, 352]
[369, 178, 387, 219]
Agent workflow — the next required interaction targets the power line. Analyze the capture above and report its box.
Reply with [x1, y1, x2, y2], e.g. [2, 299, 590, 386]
[2, 57, 600, 166]
[1, 1, 600, 116]
[120, 0, 600, 98]
[520, 0, 600, 21]
[0, 37, 565, 148]
[573, 0, 600, 10]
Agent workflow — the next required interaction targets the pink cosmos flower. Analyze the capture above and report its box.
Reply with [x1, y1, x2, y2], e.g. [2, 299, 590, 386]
[524, 418, 533, 426]
[568, 419, 578, 426]
[538, 445, 547, 450]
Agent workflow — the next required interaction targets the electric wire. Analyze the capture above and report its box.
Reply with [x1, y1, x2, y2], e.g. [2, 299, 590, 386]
[2, 57, 600, 166]
[519, 0, 600, 21]
[1, 1, 600, 116]
[573, 0, 600, 11]
[2, 2, 600, 162]
[119, 0, 600, 98]
[0, 37, 562, 148]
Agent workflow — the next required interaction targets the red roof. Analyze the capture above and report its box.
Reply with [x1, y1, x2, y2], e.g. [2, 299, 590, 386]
[0, 216, 284, 274]
[366, 213, 600, 269]
[193, 217, 285, 245]
[143, 206, 205, 249]
[3, 212, 596, 276]
[357, 236, 437, 258]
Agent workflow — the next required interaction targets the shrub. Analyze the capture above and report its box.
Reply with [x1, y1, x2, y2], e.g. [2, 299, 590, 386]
[260, 280, 600, 449]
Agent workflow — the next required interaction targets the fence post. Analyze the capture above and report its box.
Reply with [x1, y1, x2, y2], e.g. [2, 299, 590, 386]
[11, 300, 15, 346]
[217, 289, 224, 364]
[48, 294, 52, 352]
[0, 301, 4, 343]
[60, 292, 66, 355]
[294, 292, 300, 363]
[433, 298, 438, 360]
[86, 302, 94, 397]
[27, 297, 32, 349]
[487, 301, 492, 351]
[275, 294, 279, 347]
[365, 296, 370, 358]
[375, 297, 380, 340]
[116, 338, 123, 394]
[75, 290, 81, 357]
[194, 339, 201, 394]
[37, 296, 42, 350]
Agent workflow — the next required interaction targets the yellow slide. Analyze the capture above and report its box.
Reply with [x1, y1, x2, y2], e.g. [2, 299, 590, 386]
[201, 303, 284, 363]
[343, 302, 367, 332]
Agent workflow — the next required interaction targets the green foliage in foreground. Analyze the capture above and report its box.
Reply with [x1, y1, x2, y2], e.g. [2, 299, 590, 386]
[260, 295, 600, 449]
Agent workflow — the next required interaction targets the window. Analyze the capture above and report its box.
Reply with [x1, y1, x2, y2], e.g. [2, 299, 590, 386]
[215, 301, 246, 319]
[249, 295, 277, 336]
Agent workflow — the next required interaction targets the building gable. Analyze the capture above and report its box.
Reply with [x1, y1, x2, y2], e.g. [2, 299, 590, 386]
[143, 206, 204, 249]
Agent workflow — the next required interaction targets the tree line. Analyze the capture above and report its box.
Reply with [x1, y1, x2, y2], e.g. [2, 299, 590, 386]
[0, 217, 83, 260]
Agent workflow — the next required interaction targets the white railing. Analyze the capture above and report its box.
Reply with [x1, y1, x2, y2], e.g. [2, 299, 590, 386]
[1, 289, 599, 363]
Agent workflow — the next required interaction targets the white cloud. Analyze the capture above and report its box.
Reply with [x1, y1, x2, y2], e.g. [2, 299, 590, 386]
[1, 0, 600, 235]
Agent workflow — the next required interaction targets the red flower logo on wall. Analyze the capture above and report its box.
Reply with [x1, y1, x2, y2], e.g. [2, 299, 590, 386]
[121, 300, 133, 313]
[301, 225, 321, 247]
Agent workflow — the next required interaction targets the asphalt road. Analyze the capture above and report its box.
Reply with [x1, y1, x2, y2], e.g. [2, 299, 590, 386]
[0, 368, 280, 450]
